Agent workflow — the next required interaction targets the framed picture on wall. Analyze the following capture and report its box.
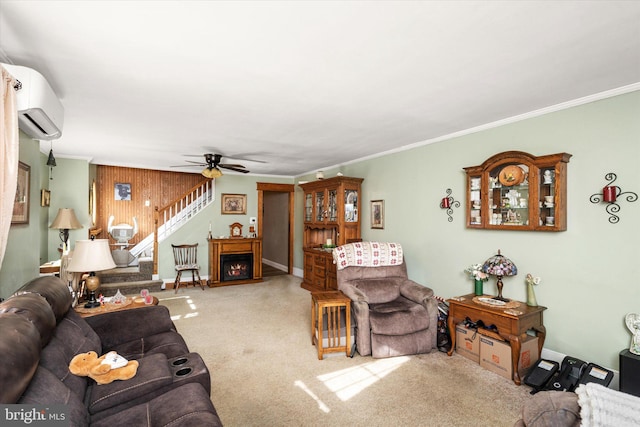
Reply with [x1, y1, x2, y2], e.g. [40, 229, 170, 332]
[221, 193, 247, 214]
[115, 183, 131, 200]
[12, 162, 30, 224]
[41, 189, 51, 207]
[371, 200, 384, 229]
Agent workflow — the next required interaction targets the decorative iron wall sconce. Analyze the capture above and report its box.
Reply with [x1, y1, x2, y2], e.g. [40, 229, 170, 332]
[440, 188, 460, 222]
[589, 173, 638, 224]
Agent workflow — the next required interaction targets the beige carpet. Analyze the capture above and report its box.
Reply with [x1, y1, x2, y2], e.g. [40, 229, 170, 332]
[152, 275, 531, 426]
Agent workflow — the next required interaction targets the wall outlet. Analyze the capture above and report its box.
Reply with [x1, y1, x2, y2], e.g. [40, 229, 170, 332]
[249, 217, 257, 224]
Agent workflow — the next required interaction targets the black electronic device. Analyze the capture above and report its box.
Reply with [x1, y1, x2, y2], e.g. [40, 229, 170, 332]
[620, 350, 640, 397]
[544, 356, 587, 392]
[577, 362, 614, 388]
[524, 359, 559, 394]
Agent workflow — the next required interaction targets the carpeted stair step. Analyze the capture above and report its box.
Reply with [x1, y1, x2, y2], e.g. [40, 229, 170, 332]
[99, 279, 164, 297]
[98, 259, 154, 284]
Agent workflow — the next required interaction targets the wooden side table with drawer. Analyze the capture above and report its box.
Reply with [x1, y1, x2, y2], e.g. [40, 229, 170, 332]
[447, 294, 546, 385]
[311, 291, 351, 360]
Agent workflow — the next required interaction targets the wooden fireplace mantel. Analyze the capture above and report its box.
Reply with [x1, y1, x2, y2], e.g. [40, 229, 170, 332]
[207, 237, 263, 287]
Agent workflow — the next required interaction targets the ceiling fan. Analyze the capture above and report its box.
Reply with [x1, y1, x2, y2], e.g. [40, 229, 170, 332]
[175, 153, 251, 178]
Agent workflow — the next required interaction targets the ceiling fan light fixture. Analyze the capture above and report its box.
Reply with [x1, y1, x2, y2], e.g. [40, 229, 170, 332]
[202, 167, 223, 179]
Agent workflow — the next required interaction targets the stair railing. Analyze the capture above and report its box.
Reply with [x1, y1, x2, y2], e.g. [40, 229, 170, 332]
[152, 179, 214, 274]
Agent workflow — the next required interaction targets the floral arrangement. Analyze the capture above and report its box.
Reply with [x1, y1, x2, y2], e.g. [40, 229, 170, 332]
[464, 264, 488, 281]
[525, 273, 541, 286]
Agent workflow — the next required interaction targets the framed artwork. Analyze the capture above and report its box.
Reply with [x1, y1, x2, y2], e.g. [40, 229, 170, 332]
[221, 193, 247, 215]
[12, 162, 30, 224]
[41, 189, 51, 207]
[115, 183, 131, 200]
[371, 200, 384, 229]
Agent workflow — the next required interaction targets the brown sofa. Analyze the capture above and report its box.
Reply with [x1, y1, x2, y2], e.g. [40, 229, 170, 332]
[0, 276, 222, 426]
[337, 260, 438, 358]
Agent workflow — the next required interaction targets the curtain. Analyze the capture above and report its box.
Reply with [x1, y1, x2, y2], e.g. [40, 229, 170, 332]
[0, 65, 20, 269]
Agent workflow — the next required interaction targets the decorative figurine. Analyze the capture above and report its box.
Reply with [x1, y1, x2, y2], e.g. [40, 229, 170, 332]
[625, 313, 640, 355]
[112, 289, 126, 304]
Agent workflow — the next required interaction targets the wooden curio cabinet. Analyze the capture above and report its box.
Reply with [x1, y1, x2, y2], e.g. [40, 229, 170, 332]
[463, 151, 571, 231]
[300, 176, 364, 292]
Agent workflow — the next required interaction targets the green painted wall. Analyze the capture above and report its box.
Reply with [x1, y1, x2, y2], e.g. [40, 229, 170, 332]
[47, 158, 91, 260]
[294, 91, 640, 369]
[0, 134, 44, 297]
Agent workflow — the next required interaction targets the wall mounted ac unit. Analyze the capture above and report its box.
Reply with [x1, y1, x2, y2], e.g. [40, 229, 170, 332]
[2, 63, 64, 140]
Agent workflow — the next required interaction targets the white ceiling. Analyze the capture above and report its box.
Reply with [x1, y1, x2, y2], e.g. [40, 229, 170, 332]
[1, 1, 639, 177]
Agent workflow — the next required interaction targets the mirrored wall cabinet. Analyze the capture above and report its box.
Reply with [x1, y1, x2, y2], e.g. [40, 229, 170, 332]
[464, 151, 572, 231]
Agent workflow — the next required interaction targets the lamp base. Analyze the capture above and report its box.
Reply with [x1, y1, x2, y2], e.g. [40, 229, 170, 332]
[84, 274, 101, 308]
[492, 276, 510, 302]
[84, 290, 101, 308]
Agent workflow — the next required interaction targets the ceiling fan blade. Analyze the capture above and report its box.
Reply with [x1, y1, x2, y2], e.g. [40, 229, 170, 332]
[224, 156, 267, 164]
[201, 148, 268, 164]
[219, 165, 250, 173]
[185, 160, 207, 165]
[170, 163, 203, 168]
[218, 163, 246, 168]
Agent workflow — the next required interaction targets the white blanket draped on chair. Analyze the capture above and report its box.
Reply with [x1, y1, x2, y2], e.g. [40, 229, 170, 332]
[332, 242, 403, 270]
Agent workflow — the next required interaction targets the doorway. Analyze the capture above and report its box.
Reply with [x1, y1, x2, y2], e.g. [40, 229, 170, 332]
[256, 183, 294, 275]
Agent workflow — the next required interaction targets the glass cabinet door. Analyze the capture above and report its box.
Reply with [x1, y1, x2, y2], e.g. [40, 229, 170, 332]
[469, 176, 482, 225]
[344, 189, 358, 222]
[327, 189, 337, 222]
[489, 163, 530, 227]
[304, 193, 313, 222]
[539, 167, 555, 227]
[315, 191, 325, 222]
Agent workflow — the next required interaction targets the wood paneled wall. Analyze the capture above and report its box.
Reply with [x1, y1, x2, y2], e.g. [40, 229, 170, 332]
[95, 166, 206, 247]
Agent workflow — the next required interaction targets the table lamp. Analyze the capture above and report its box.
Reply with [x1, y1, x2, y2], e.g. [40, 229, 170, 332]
[67, 238, 116, 308]
[49, 208, 83, 253]
[482, 249, 517, 302]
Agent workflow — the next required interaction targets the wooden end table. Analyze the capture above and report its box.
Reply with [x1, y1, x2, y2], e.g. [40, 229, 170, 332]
[311, 291, 351, 360]
[74, 296, 159, 318]
[447, 294, 546, 385]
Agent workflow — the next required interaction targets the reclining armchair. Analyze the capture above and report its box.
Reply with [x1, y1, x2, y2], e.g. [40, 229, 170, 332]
[334, 242, 438, 358]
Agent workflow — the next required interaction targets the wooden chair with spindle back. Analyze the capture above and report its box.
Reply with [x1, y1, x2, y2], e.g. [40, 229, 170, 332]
[171, 244, 205, 293]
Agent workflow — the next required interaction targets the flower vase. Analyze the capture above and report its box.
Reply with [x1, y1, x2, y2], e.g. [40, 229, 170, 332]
[474, 279, 484, 296]
[526, 283, 538, 307]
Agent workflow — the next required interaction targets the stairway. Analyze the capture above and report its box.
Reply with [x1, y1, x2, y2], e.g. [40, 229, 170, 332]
[97, 258, 164, 296]
[93, 180, 214, 294]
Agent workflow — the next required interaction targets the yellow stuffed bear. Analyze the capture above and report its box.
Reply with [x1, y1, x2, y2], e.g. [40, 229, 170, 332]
[69, 351, 139, 385]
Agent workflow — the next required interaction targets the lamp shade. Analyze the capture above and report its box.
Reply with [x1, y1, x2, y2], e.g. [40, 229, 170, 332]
[482, 250, 517, 277]
[49, 208, 83, 230]
[67, 239, 116, 273]
[202, 167, 223, 179]
[482, 249, 517, 301]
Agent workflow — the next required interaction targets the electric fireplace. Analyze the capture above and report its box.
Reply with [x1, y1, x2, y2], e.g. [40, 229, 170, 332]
[221, 253, 253, 282]
[207, 237, 262, 287]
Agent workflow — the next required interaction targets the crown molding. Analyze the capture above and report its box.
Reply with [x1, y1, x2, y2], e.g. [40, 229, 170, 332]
[300, 83, 640, 177]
